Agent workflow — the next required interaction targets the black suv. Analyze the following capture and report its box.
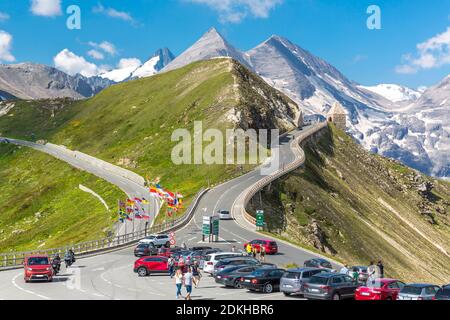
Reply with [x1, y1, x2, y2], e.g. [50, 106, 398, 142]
[134, 243, 158, 257]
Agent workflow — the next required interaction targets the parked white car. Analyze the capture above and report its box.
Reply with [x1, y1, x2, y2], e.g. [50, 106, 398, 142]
[138, 234, 170, 247]
[203, 252, 243, 274]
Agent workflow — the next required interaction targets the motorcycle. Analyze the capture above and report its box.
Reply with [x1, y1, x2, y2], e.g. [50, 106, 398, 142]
[65, 257, 73, 268]
[52, 261, 61, 275]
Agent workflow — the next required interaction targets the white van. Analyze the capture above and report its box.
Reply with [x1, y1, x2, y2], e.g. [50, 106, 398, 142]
[203, 252, 243, 274]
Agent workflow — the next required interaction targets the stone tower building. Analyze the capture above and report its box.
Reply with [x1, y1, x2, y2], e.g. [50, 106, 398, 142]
[327, 102, 347, 130]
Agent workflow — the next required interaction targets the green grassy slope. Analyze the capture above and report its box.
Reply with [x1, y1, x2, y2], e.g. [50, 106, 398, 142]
[0, 58, 298, 249]
[0, 144, 124, 252]
[248, 124, 450, 283]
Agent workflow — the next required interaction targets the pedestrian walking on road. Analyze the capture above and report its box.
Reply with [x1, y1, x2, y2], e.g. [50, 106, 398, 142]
[184, 267, 193, 300]
[352, 267, 360, 284]
[231, 245, 236, 253]
[175, 268, 183, 299]
[181, 242, 187, 250]
[377, 260, 384, 278]
[192, 261, 201, 288]
[260, 246, 266, 262]
[168, 256, 175, 278]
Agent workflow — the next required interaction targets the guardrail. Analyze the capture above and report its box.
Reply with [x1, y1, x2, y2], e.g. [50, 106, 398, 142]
[238, 122, 328, 226]
[0, 187, 209, 270]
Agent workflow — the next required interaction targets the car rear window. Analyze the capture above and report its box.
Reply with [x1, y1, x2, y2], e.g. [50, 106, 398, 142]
[269, 242, 277, 246]
[437, 288, 450, 296]
[401, 286, 423, 295]
[252, 269, 269, 277]
[28, 257, 49, 265]
[366, 281, 384, 288]
[284, 272, 300, 279]
[309, 276, 329, 285]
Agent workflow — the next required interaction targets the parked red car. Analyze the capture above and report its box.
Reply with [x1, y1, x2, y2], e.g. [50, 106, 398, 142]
[24, 255, 54, 282]
[243, 239, 278, 254]
[134, 256, 176, 277]
[355, 279, 405, 300]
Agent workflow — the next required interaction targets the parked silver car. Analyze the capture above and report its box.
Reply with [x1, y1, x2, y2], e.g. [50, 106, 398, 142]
[303, 273, 359, 300]
[280, 268, 329, 296]
[397, 284, 441, 300]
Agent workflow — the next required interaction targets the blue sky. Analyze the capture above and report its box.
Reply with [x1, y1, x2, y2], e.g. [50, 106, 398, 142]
[0, 0, 449, 88]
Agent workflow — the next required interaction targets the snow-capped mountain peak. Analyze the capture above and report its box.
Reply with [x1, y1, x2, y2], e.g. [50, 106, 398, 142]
[161, 27, 251, 72]
[100, 48, 174, 82]
[359, 84, 421, 103]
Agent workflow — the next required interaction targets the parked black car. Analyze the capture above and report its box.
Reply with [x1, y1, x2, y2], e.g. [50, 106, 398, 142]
[303, 273, 359, 300]
[240, 268, 286, 293]
[216, 265, 277, 288]
[304, 258, 333, 269]
[190, 246, 213, 251]
[434, 284, 450, 300]
[214, 257, 261, 275]
[134, 243, 158, 257]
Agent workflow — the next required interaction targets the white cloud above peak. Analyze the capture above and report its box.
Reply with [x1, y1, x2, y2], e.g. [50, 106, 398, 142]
[88, 41, 117, 56]
[30, 0, 62, 17]
[0, 30, 15, 62]
[396, 26, 450, 74]
[54, 49, 105, 77]
[0, 12, 10, 22]
[185, 0, 283, 23]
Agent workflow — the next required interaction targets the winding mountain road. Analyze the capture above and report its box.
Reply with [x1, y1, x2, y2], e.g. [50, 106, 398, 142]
[0, 123, 340, 300]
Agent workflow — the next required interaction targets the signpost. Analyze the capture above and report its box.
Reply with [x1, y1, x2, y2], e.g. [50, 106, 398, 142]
[202, 215, 219, 242]
[169, 232, 176, 246]
[256, 210, 265, 230]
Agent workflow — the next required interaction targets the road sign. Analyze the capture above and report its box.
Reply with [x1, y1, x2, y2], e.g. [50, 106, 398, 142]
[212, 215, 219, 237]
[170, 239, 176, 246]
[202, 216, 211, 236]
[169, 232, 175, 239]
[256, 210, 265, 227]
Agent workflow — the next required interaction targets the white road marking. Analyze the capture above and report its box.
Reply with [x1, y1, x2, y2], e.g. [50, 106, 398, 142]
[92, 267, 105, 271]
[188, 237, 197, 242]
[12, 273, 51, 300]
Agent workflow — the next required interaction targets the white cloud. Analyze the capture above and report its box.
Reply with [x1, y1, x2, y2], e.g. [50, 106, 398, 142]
[93, 3, 138, 25]
[185, 0, 283, 23]
[87, 49, 105, 60]
[117, 58, 142, 69]
[30, 0, 62, 17]
[88, 41, 117, 56]
[0, 12, 10, 22]
[54, 49, 104, 77]
[396, 27, 450, 74]
[0, 30, 15, 62]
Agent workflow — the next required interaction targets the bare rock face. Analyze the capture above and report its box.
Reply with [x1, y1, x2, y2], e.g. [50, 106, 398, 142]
[0, 63, 113, 100]
[306, 219, 336, 255]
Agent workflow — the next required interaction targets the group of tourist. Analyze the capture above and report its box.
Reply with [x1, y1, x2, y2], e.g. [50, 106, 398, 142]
[243, 243, 266, 262]
[339, 260, 385, 284]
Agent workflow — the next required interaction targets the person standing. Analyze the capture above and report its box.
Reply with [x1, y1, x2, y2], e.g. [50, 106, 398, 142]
[260, 246, 266, 262]
[352, 267, 360, 284]
[377, 260, 384, 278]
[246, 243, 252, 256]
[192, 261, 201, 288]
[252, 246, 257, 259]
[339, 264, 349, 275]
[174, 268, 183, 299]
[184, 267, 193, 300]
[367, 261, 380, 283]
[231, 245, 236, 253]
[167, 256, 175, 278]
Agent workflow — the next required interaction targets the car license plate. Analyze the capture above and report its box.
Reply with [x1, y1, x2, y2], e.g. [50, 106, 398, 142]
[310, 288, 319, 293]
[217, 276, 221, 279]
[245, 280, 250, 282]
[284, 285, 292, 288]
[361, 292, 370, 296]
[35, 275, 44, 278]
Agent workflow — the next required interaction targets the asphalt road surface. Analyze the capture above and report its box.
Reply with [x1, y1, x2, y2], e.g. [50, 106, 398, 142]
[0, 124, 340, 300]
